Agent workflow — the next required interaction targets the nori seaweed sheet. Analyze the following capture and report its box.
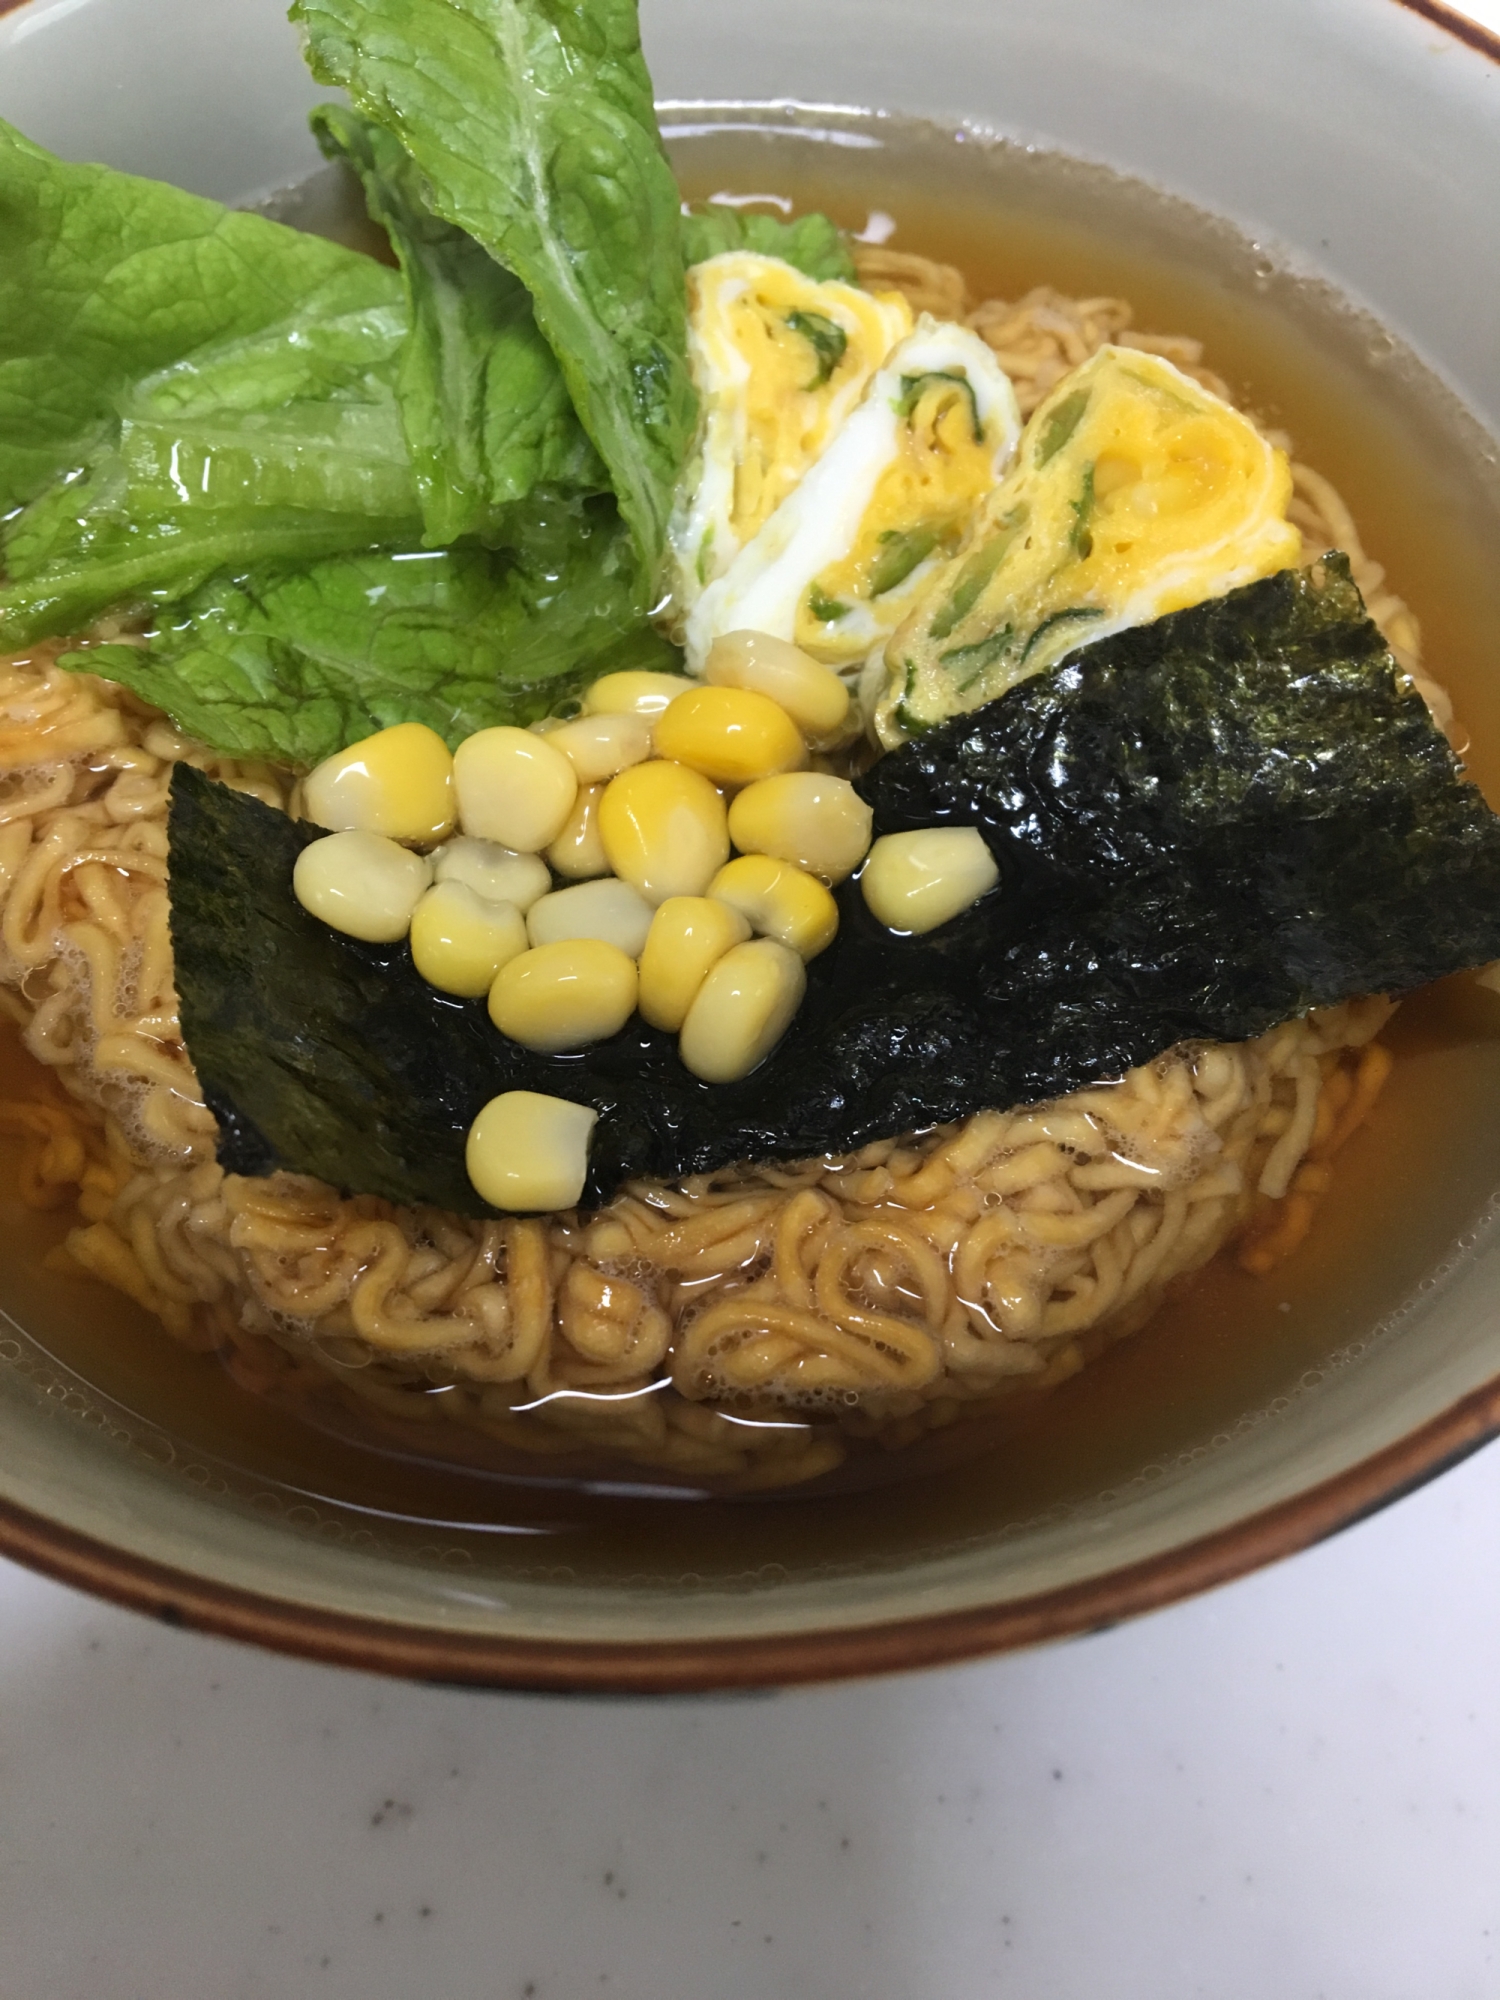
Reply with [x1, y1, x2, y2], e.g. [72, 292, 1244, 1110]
[169, 555, 1500, 1214]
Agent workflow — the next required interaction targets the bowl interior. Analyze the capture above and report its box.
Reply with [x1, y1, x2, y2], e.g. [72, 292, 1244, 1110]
[2, 0, 1499, 1686]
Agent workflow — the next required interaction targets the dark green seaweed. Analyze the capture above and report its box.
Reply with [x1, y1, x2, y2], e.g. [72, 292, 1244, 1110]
[169, 556, 1500, 1213]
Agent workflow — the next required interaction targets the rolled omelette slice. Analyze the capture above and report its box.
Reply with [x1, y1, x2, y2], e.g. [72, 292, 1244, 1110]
[685, 318, 1022, 671]
[874, 344, 1304, 743]
[667, 253, 913, 622]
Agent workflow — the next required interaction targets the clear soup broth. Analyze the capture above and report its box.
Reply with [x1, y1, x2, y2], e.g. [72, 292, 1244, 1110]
[3, 108, 1499, 1585]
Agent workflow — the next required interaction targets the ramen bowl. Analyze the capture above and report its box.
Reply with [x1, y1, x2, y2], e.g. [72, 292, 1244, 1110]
[1, 0, 1498, 1692]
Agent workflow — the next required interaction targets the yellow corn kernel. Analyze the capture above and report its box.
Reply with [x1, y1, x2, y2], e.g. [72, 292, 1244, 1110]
[704, 631, 851, 745]
[453, 725, 577, 852]
[466, 1090, 597, 1212]
[679, 938, 806, 1083]
[488, 938, 638, 1052]
[409, 881, 528, 997]
[545, 782, 609, 880]
[726, 772, 873, 883]
[527, 877, 655, 958]
[433, 836, 551, 912]
[708, 853, 839, 960]
[652, 685, 807, 787]
[637, 895, 753, 1032]
[597, 759, 730, 905]
[545, 710, 654, 783]
[860, 827, 999, 934]
[582, 669, 698, 717]
[302, 721, 455, 845]
[293, 830, 432, 943]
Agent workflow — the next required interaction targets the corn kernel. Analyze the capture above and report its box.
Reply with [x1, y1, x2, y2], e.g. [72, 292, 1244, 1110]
[302, 722, 455, 845]
[726, 772, 873, 883]
[488, 938, 638, 1052]
[597, 759, 730, 905]
[409, 881, 528, 997]
[860, 827, 1000, 933]
[708, 853, 839, 960]
[545, 710, 654, 783]
[653, 685, 807, 787]
[637, 895, 753, 1032]
[466, 1090, 597, 1212]
[527, 877, 655, 957]
[679, 938, 806, 1083]
[704, 631, 851, 745]
[583, 669, 697, 717]
[545, 782, 610, 880]
[433, 836, 551, 912]
[293, 830, 431, 943]
[453, 725, 577, 852]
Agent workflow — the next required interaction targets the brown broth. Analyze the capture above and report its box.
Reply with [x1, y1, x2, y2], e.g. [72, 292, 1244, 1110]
[4, 110, 1500, 1584]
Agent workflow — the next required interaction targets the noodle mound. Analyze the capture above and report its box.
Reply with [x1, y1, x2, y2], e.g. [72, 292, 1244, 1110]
[0, 282, 1411, 1489]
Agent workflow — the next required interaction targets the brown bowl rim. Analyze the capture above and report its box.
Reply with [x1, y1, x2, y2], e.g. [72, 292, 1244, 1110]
[0, 1369, 1497, 1689]
[1, 0, 1498, 1688]
[1390, 0, 1500, 59]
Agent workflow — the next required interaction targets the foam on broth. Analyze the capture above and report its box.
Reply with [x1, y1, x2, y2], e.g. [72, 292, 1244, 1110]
[3, 107, 1499, 1584]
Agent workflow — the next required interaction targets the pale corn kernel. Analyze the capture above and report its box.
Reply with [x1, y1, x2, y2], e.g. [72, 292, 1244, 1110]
[527, 877, 655, 957]
[653, 685, 807, 787]
[489, 938, 638, 1052]
[545, 782, 610, 879]
[453, 725, 577, 852]
[545, 711, 654, 783]
[409, 881, 528, 997]
[583, 669, 697, 717]
[637, 895, 753, 1032]
[726, 772, 873, 883]
[293, 830, 432, 944]
[466, 1091, 597, 1212]
[860, 827, 999, 933]
[302, 722, 455, 845]
[704, 631, 851, 744]
[708, 853, 839, 960]
[678, 938, 806, 1083]
[433, 836, 550, 912]
[597, 759, 730, 905]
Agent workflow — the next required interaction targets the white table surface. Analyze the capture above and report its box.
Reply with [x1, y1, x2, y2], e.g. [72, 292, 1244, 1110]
[7, 3, 1500, 1992]
[0, 1440, 1496, 1999]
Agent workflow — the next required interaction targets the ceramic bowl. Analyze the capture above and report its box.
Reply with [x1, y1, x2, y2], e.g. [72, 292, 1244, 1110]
[1, 0, 1498, 1691]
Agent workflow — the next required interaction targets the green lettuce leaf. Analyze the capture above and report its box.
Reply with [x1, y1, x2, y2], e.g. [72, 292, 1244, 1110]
[1, 508, 417, 652]
[0, 120, 425, 645]
[292, 0, 695, 576]
[680, 206, 857, 283]
[1, 344, 422, 645]
[0, 115, 406, 517]
[311, 104, 606, 547]
[2, 103, 675, 734]
[66, 496, 669, 764]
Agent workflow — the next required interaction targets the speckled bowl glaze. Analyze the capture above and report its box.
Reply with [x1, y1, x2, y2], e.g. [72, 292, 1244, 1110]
[1, 0, 1498, 1691]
